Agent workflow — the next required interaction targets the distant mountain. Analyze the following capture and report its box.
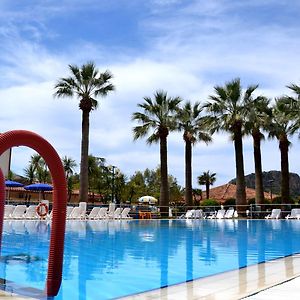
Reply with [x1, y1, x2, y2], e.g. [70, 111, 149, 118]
[229, 170, 300, 197]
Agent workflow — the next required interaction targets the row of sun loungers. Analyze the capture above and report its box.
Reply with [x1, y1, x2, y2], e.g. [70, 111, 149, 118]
[181, 208, 300, 220]
[180, 208, 237, 219]
[265, 208, 300, 219]
[67, 204, 132, 220]
[4, 204, 300, 221]
[3, 203, 132, 220]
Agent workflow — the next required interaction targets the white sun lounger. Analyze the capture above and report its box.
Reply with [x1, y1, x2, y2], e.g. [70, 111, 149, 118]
[24, 205, 38, 219]
[194, 209, 205, 219]
[179, 209, 195, 219]
[10, 205, 27, 219]
[120, 207, 132, 219]
[107, 203, 116, 218]
[87, 207, 101, 220]
[66, 206, 74, 218]
[224, 208, 235, 219]
[68, 202, 87, 220]
[68, 207, 83, 219]
[109, 207, 122, 219]
[79, 202, 87, 215]
[286, 209, 300, 219]
[265, 209, 281, 219]
[207, 209, 226, 219]
[97, 207, 108, 219]
[4, 205, 15, 219]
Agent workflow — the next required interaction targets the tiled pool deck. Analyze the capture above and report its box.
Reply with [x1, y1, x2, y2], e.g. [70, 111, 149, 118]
[122, 254, 300, 300]
[2, 252, 300, 299]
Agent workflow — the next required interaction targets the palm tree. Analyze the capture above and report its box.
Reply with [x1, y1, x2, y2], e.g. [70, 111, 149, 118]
[30, 154, 42, 173]
[267, 97, 297, 203]
[132, 90, 181, 215]
[205, 78, 259, 210]
[62, 156, 77, 201]
[62, 156, 77, 179]
[23, 165, 35, 184]
[197, 171, 216, 199]
[286, 83, 300, 100]
[25, 154, 50, 183]
[54, 62, 115, 202]
[176, 101, 211, 206]
[244, 95, 271, 205]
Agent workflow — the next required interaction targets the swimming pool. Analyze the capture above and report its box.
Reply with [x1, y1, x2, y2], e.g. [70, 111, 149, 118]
[1, 219, 300, 299]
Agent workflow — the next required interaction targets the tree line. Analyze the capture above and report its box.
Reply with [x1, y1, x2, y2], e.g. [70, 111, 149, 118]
[51, 62, 300, 213]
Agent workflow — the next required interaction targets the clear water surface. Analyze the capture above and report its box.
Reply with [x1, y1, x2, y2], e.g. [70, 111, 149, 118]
[1, 219, 300, 299]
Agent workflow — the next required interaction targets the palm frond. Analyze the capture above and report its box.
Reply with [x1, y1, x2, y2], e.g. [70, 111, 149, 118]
[54, 63, 114, 112]
[132, 124, 152, 140]
[146, 133, 160, 144]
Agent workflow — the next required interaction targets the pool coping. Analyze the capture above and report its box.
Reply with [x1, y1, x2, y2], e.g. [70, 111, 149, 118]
[120, 254, 300, 300]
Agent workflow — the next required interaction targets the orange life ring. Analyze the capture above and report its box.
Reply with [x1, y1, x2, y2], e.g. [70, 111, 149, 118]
[36, 203, 49, 218]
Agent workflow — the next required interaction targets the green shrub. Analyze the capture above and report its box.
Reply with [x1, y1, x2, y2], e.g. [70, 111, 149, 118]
[263, 198, 271, 204]
[200, 198, 220, 206]
[223, 198, 236, 206]
[248, 198, 272, 205]
[272, 196, 295, 204]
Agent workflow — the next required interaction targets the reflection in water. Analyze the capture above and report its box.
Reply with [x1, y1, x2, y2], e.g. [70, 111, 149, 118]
[1, 220, 300, 299]
[237, 220, 248, 294]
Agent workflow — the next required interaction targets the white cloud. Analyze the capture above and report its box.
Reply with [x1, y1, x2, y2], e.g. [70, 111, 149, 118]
[1, 0, 300, 189]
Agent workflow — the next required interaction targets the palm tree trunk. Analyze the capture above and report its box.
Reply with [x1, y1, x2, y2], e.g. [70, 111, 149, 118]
[253, 131, 264, 205]
[185, 140, 193, 206]
[160, 135, 169, 217]
[279, 137, 290, 204]
[79, 110, 90, 203]
[206, 182, 210, 199]
[234, 125, 246, 210]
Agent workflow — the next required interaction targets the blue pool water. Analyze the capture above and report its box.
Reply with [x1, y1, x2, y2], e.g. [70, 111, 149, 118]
[1, 219, 300, 299]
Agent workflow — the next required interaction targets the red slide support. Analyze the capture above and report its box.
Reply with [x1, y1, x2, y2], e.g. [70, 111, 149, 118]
[0, 130, 67, 296]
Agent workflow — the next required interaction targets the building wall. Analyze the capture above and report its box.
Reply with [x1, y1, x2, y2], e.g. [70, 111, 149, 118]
[0, 149, 11, 177]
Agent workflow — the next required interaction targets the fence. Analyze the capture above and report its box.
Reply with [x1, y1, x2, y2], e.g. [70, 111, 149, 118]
[5, 200, 300, 219]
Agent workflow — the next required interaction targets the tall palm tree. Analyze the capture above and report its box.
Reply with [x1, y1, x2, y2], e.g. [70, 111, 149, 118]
[132, 90, 181, 215]
[244, 95, 271, 205]
[54, 62, 115, 202]
[204, 78, 259, 210]
[268, 97, 297, 203]
[197, 171, 216, 199]
[176, 101, 211, 206]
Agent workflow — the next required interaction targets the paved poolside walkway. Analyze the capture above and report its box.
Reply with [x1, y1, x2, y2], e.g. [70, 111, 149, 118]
[123, 254, 300, 300]
[245, 275, 300, 299]
[0, 290, 35, 299]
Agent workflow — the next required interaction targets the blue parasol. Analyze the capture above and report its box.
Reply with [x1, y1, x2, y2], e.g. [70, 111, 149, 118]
[5, 180, 24, 188]
[24, 183, 53, 202]
[5, 180, 24, 202]
[24, 183, 53, 191]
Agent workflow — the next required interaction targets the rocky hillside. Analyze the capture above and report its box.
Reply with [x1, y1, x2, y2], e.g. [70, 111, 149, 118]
[230, 170, 300, 197]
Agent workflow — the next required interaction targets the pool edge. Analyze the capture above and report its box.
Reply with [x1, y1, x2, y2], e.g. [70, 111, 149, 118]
[120, 254, 300, 300]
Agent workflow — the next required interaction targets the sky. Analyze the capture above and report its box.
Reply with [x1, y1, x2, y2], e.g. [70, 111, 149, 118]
[1, 0, 300, 190]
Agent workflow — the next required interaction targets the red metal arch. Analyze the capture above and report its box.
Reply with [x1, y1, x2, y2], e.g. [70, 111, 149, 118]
[0, 130, 67, 296]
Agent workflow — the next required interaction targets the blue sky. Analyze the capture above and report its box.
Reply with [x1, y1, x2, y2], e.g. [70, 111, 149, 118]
[1, 0, 300, 190]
